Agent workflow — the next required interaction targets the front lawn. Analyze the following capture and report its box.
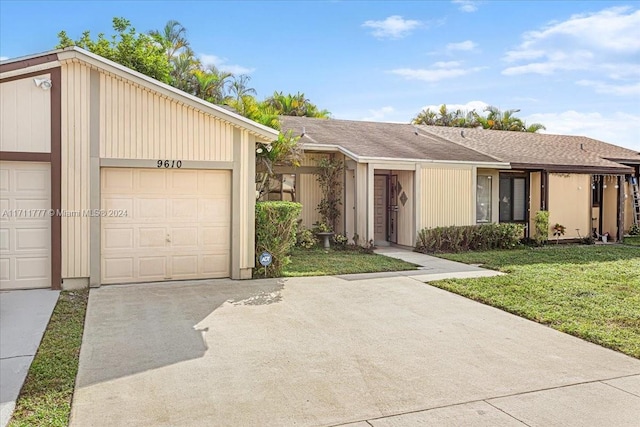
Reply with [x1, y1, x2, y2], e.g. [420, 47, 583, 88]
[283, 247, 418, 277]
[624, 236, 640, 246]
[432, 245, 640, 358]
[9, 290, 89, 427]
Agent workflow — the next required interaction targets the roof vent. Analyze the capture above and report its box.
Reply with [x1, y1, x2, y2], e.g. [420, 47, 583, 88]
[301, 126, 306, 137]
[580, 143, 584, 150]
[461, 130, 465, 138]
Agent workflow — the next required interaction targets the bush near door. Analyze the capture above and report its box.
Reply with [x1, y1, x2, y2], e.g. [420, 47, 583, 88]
[255, 201, 302, 277]
[415, 223, 524, 253]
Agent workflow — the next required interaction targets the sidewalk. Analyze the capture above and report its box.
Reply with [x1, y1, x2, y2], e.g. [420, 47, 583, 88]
[0, 289, 59, 427]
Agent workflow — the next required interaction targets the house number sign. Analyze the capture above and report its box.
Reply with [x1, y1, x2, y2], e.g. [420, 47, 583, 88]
[157, 160, 183, 168]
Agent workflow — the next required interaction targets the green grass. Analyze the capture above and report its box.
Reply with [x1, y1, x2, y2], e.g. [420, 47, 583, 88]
[430, 245, 640, 358]
[624, 236, 640, 246]
[9, 289, 89, 427]
[283, 247, 418, 277]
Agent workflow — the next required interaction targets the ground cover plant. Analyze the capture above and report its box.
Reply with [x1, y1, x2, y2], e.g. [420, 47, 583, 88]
[431, 245, 640, 358]
[9, 290, 89, 427]
[284, 247, 417, 277]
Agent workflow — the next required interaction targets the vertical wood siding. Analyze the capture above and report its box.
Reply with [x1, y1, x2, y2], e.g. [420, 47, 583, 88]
[529, 172, 541, 233]
[419, 166, 473, 229]
[601, 175, 619, 240]
[548, 173, 590, 240]
[624, 181, 634, 233]
[99, 72, 233, 161]
[61, 61, 91, 278]
[299, 173, 322, 229]
[0, 74, 51, 153]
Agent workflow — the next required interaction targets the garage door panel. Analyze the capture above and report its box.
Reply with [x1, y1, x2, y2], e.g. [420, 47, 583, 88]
[103, 257, 134, 281]
[137, 198, 167, 219]
[101, 168, 230, 284]
[138, 257, 166, 278]
[171, 198, 198, 220]
[102, 168, 134, 192]
[138, 227, 166, 248]
[14, 227, 49, 251]
[139, 170, 167, 192]
[0, 258, 9, 280]
[16, 256, 49, 280]
[103, 197, 133, 215]
[103, 228, 134, 250]
[170, 227, 198, 248]
[15, 169, 49, 192]
[0, 161, 51, 290]
[172, 255, 198, 276]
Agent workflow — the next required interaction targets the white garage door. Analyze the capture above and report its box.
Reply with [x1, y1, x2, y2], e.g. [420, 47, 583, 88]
[0, 161, 51, 290]
[101, 168, 231, 284]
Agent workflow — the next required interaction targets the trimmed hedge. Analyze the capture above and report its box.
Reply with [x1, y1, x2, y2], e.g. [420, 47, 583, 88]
[415, 223, 525, 254]
[255, 201, 302, 277]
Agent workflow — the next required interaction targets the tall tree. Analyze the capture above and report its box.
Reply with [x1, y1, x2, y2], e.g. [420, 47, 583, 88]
[265, 91, 330, 118]
[57, 17, 172, 83]
[149, 20, 189, 61]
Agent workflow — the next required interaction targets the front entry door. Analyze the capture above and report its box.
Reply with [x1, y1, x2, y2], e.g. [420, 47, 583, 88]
[373, 175, 387, 245]
[388, 175, 398, 244]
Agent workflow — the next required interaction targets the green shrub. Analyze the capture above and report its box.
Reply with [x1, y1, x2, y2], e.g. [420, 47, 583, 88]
[533, 210, 549, 246]
[415, 223, 524, 253]
[296, 227, 318, 249]
[255, 201, 302, 277]
[629, 224, 640, 236]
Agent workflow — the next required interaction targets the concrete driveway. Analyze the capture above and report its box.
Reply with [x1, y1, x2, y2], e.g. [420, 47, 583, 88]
[70, 276, 640, 427]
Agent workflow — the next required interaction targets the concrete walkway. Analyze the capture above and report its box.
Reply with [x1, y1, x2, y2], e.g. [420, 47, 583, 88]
[0, 289, 59, 427]
[70, 277, 640, 427]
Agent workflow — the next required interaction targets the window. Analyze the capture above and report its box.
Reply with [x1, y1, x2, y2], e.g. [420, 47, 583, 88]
[476, 175, 492, 223]
[260, 174, 297, 202]
[499, 175, 528, 222]
[592, 176, 601, 207]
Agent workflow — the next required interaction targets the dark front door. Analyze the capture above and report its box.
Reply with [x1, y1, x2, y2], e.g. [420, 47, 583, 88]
[388, 174, 398, 244]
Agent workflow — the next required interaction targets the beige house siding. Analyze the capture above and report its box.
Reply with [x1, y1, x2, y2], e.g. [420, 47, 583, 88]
[61, 61, 91, 278]
[624, 181, 635, 233]
[419, 165, 474, 229]
[0, 73, 51, 153]
[529, 172, 541, 234]
[548, 173, 590, 240]
[99, 71, 233, 161]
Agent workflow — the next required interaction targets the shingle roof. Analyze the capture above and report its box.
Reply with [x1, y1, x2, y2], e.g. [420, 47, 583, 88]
[280, 116, 636, 173]
[279, 116, 502, 164]
[422, 126, 638, 172]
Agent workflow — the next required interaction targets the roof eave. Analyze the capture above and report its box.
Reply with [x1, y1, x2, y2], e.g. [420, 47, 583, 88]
[509, 163, 633, 175]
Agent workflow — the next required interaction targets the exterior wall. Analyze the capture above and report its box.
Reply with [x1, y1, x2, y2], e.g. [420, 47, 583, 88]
[601, 176, 618, 240]
[355, 163, 369, 243]
[529, 171, 541, 235]
[61, 61, 91, 278]
[548, 173, 590, 240]
[99, 70, 233, 161]
[418, 165, 474, 230]
[395, 170, 414, 246]
[344, 162, 356, 240]
[0, 73, 51, 153]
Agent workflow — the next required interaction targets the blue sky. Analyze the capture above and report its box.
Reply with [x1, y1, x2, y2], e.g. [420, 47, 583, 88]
[1, 1, 639, 151]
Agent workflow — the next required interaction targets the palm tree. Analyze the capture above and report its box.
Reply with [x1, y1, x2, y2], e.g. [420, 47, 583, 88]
[227, 74, 257, 112]
[265, 91, 330, 118]
[150, 20, 189, 61]
[192, 66, 232, 104]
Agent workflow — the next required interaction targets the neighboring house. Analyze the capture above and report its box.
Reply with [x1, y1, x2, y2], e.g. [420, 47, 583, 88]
[0, 47, 278, 291]
[278, 116, 640, 247]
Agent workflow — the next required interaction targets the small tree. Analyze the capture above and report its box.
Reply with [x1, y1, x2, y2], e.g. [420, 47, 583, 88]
[315, 157, 344, 231]
[533, 210, 549, 246]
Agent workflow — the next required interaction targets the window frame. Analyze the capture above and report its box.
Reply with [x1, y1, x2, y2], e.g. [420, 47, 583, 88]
[499, 173, 529, 223]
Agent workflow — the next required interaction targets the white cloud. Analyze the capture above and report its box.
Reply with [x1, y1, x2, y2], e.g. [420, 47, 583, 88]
[503, 7, 640, 74]
[576, 80, 640, 96]
[452, 0, 479, 13]
[528, 110, 640, 151]
[0, 56, 8, 61]
[362, 106, 396, 121]
[446, 40, 477, 51]
[199, 54, 255, 75]
[362, 15, 421, 39]
[391, 62, 485, 82]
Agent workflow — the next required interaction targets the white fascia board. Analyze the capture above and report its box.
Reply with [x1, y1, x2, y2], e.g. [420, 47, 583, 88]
[0, 61, 62, 79]
[57, 47, 279, 141]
